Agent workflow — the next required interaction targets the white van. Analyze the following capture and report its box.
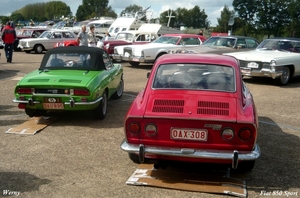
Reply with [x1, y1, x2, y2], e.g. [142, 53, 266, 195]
[107, 17, 144, 38]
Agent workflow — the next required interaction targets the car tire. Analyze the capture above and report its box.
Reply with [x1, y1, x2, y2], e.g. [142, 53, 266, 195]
[128, 153, 141, 164]
[111, 78, 124, 99]
[25, 108, 35, 117]
[34, 44, 44, 54]
[236, 160, 255, 172]
[93, 91, 107, 119]
[129, 61, 140, 67]
[275, 66, 291, 85]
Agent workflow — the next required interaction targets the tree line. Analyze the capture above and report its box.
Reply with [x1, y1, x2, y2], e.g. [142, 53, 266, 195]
[0, 0, 299, 39]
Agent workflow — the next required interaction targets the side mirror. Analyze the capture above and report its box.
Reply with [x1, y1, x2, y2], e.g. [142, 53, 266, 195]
[147, 72, 150, 78]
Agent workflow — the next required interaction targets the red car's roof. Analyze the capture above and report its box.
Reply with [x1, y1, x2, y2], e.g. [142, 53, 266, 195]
[156, 53, 239, 68]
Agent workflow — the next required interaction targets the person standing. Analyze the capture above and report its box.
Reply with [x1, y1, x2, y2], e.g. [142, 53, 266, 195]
[104, 31, 111, 41]
[2, 21, 16, 63]
[198, 29, 203, 36]
[77, 25, 89, 66]
[77, 25, 88, 46]
[87, 25, 97, 47]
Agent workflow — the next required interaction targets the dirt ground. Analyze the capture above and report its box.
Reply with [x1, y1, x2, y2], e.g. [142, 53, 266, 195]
[0, 49, 299, 198]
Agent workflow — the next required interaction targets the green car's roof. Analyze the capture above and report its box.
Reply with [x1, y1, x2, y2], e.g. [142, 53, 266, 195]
[40, 46, 107, 71]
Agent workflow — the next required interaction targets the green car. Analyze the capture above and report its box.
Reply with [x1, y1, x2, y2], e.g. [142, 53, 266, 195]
[13, 46, 124, 119]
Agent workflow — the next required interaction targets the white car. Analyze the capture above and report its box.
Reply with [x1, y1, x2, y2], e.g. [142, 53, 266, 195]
[18, 29, 77, 54]
[112, 34, 207, 66]
[224, 38, 300, 85]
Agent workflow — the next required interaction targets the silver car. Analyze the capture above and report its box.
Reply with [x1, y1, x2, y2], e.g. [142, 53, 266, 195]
[18, 29, 77, 54]
[224, 38, 300, 85]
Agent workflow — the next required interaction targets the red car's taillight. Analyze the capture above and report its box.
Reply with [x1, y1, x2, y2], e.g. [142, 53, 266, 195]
[145, 123, 158, 137]
[17, 88, 33, 94]
[73, 89, 90, 96]
[221, 128, 234, 140]
[239, 128, 253, 141]
[128, 122, 141, 135]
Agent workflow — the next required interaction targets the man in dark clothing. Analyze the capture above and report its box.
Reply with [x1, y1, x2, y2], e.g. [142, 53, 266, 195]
[2, 22, 16, 63]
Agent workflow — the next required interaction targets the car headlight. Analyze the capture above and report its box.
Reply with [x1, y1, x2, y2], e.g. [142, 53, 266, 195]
[270, 60, 277, 71]
[270, 60, 276, 67]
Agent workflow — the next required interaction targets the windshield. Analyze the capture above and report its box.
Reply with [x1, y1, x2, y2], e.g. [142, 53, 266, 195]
[203, 37, 236, 47]
[39, 31, 52, 38]
[153, 36, 180, 44]
[115, 32, 134, 42]
[152, 63, 235, 92]
[257, 39, 300, 52]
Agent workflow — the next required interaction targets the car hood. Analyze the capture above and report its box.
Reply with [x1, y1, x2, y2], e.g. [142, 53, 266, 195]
[224, 49, 297, 62]
[17, 69, 99, 87]
[171, 45, 240, 55]
[143, 92, 237, 122]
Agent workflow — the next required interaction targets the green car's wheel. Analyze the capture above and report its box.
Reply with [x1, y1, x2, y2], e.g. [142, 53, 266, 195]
[93, 91, 107, 119]
[112, 78, 124, 99]
[25, 108, 35, 117]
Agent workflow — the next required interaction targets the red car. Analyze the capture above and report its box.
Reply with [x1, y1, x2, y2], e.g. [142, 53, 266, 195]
[54, 40, 78, 47]
[120, 53, 261, 171]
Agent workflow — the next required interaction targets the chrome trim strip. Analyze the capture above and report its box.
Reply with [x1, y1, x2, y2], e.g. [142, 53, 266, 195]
[120, 139, 261, 161]
[12, 97, 102, 106]
[12, 99, 40, 104]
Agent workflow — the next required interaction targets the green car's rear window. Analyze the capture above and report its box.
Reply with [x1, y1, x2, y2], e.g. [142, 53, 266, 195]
[45, 53, 94, 69]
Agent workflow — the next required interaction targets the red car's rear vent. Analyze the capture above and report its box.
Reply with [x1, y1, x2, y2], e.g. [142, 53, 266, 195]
[152, 99, 184, 113]
[197, 101, 229, 116]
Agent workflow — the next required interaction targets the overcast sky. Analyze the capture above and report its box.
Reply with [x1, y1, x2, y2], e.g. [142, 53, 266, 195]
[0, 0, 233, 26]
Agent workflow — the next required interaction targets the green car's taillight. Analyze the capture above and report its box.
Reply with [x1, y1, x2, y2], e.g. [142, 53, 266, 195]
[17, 87, 34, 94]
[71, 89, 90, 96]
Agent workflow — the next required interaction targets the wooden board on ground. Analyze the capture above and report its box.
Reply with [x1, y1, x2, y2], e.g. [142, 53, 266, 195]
[6, 116, 58, 135]
[126, 164, 247, 197]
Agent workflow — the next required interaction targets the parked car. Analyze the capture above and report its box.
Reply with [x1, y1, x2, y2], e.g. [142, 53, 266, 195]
[14, 28, 48, 51]
[99, 30, 159, 57]
[112, 34, 207, 66]
[120, 53, 260, 171]
[54, 39, 78, 47]
[18, 29, 77, 54]
[169, 36, 260, 54]
[224, 37, 300, 85]
[13, 46, 124, 119]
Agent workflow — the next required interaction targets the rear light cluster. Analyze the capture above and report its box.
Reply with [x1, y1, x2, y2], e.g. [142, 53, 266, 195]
[221, 127, 253, 141]
[128, 122, 158, 137]
[71, 89, 90, 96]
[17, 87, 34, 94]
[128, 121, 254, 142]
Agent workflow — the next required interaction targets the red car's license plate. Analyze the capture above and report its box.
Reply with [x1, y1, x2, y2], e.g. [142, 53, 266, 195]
[43, 103, 64, 109]
[171, 128, 208, 141]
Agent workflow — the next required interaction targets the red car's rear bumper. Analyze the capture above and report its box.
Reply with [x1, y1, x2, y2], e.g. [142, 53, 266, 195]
[120, 139, 261, 169]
